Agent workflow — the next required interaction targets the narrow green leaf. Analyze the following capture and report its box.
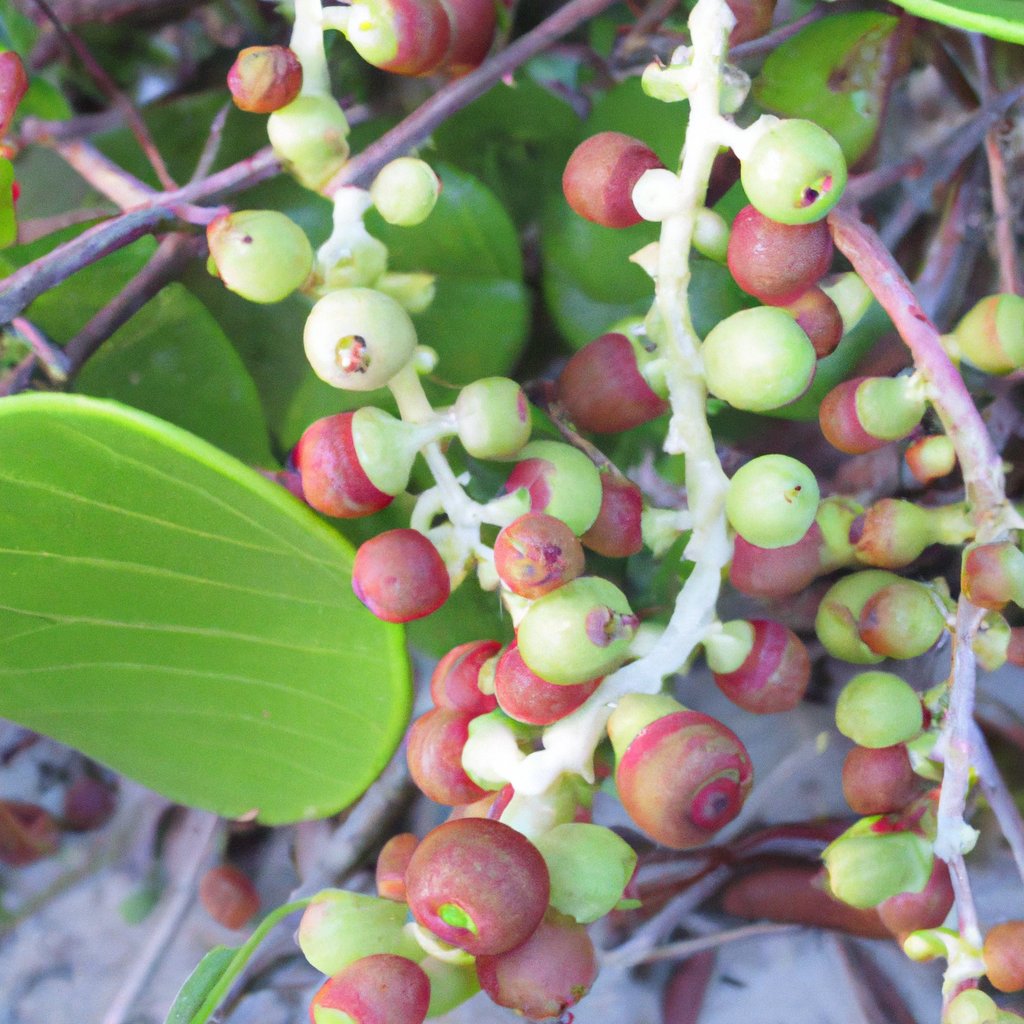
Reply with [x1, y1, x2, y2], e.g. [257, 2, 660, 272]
[165, 947, 236, 1024]
[0, 394, 410, 824]
[74, 284, 274, 465]
[885, 0, 1024, 43]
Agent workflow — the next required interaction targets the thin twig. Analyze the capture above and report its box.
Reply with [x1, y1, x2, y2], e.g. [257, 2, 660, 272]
[61, 232, 202, 380]
[191, 104, 231, 184]
[613, 920, 797, 968]
[0, 146, 280, 326]
[969, 34, 1021, 296]
[10, 316, 70, 381]
[324, 0, 625, 193]
[17, 207, 118, 244]
[0, 353, 36, 396]
[970, 721, 1024, 888]
[28, 0, 177, 190]
[100, 809, 222, 1024]
[54, 138, 156, 209]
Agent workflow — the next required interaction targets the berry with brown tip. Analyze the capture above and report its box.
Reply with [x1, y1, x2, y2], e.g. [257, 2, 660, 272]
[227, 46, 302, 113]
[494, 513, 586, 599]
[199, 864, 260, 929]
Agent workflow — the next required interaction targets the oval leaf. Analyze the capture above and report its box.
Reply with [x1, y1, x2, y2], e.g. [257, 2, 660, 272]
[0, 393, 410, 824]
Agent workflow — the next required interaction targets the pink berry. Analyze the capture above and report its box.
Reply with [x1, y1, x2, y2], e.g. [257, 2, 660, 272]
[712, 619, 810, 714]
[352, 529, 450, 622]
[406, 708, 488, 806]
[494, 642, 600, 726]
[310, 954, 430, 1024]
[429, 640, 501, 715]
[493, 513, 586, 599]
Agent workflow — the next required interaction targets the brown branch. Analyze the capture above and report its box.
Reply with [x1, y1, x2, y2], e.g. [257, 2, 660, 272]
[324, 0, 624, 193]
[0, 146, 280, 326]
[62, 232, 202, 379]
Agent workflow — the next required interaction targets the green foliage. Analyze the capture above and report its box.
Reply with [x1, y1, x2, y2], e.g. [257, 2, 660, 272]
[0, 394, 410, 823]
[885, 0, 1024, 43]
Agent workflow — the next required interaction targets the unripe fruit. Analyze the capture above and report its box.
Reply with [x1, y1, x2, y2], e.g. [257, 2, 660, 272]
[436, 0, 497, 75]
[199, 864, 260, 929]
[405, 818, 550, 956]
[822, 827, 933, 908]
[504, 440, 602, 536]
[371, 158, 441, 227]
[725, 454, 819, 549]
[516, 576, 638, 686]
[951, 294, 1024, 374]
[0, 51, 30, 136]
[945, 990, 1000, 1024]
[298, 891, 420, 976]
[429, 639, 501, 715]
[876, 858, 953, 937]
[532, 823, 637, 923]
[227, 46, 302, 113]
[726, 205, 833, 305]
[557, 332, 668, 433]
[851, 498, 949, 569]
[983, 920, 1024, 992]
[562, 132, 665, 228]
[819, 376, 926, 454]
[729, 522, 823, 598]
[711, 619, 810, 714]
[420, 956, 480, 1017]
[842, 744, 921, 815]
[581, 470, 643, 558]
[310, 954, 430, 1024]
[962, 542, 1024, 610]
[345, 0, 451, 76]
[407, 707, 487, 806]
[835, 671, 923, 748]
[905, 434, 956, 485]
[857, 580, 946, 659]
[293, 412, 395, 519]
[453, 377, 531, 459]
[375, 832, 419, 901]
[740, 118, 847, 225]
[267, 96, 350, 191]
[305, 288, 418, 392]
[352, 529, 450, 622]
[493, 513, 585, 599]
[784, 286, 844, 358]
[493, 642, 599, 726]
[815, 570, 903, 663]
[701, 306, 816, 412]
[609, 694, 753, 849]
[475, 912, 598, 1021]
[206, 210, 313, 304]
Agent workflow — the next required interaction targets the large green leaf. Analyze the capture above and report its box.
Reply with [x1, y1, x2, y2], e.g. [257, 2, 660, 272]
[74, 284, 274, 466]
[886, 0, 1024, 43]
[0, 394, 410, 823]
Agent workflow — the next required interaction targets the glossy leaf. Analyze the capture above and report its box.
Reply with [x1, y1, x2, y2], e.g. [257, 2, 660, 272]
[74, 284, 274, 465]
[0, 394, 410, 824]
[886, 0, 1024, 43]
[754, 12, 901, 164]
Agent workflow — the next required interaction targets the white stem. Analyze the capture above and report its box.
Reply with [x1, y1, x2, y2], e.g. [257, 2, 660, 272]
[291, 0, 333, 98]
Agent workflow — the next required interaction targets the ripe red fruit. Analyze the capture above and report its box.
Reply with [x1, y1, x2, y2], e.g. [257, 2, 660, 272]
[429, 639, 501, 715]
[557, 332, 668, 433]
[352, 529, 450, 622]
[712, 619, 810, 714]
[493, 642, 600, 726]
[726, 205, 833, 305]
[310, 954, 430, 1024]
[983, 920, 1024, 992]
[493, 513, 586, 599]
[293, 413, 394, 519]
[876, 859, 954, 939]
[842, 744, 922, 816]
[406, 708, 488, 806]
[227, 46, 303, 113]
[562, 132, 664, 228]
[62, 775, 117, 831]
[405, 818, 550, 956]
[729, 524, 824, 598]
[0, 52, 29, 137]
[581, 469, 643, 558]
[476, 912, 598, 1020]
[784, 286, 844, 358]
[376, 832, 419, 902]
[199, 864, 260, 929]
[437, 0, 496, 75]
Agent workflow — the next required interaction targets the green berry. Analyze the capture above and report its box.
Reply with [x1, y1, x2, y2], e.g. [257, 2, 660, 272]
[702, 306, 816, 412]
[371, 157, 441, 226]
[206, 210, 312, 304]
[822, 827, 933, 909]
[304, 288, 418, 391]
[835, 671, 923, 748]
[946, 990, 1000, 1024]
[952, 294, 1024, 375]
[815, 569, 902, 664]
[516, 576, 638, 685]
[740, 118, 848, 225]
[454, 377, 531, 459]
[267, 95, 350, 191]
[726, 454, 819, 549]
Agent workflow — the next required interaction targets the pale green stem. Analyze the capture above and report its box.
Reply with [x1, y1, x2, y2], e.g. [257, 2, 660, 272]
[291, 0, 332, 99]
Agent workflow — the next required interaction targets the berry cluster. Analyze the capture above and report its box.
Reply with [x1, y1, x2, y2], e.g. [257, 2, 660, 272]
[197, 0, 1024, 1017]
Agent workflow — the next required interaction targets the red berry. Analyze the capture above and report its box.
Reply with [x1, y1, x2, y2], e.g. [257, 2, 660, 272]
[983, 920, 1024, 992]
[352, 529, 450, 622]
[727, 205, 833, 305]
[784, 286, 844, 358]
[376, 832, 419, 902]
[712, 619, 810, 714]
[429, 640, 501, 715]
[494, 513, 586, 599]
[876, 859, 954, 939]
[406, 708, 488, 806]
[437, 0, 496, 75]
[581, 470, 643, 558]
[557, 332, 668, 433]
[310, 954, 430, 1024]
[199, 864, 260, 929]
[562, 132, 664, 229]
[227, 46, 303, 113]
[494, 642, 600, 726]
[842, 745, 922, 816]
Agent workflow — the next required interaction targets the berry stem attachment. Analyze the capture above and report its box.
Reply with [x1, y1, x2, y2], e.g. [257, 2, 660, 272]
[290, 0, 333, 99]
